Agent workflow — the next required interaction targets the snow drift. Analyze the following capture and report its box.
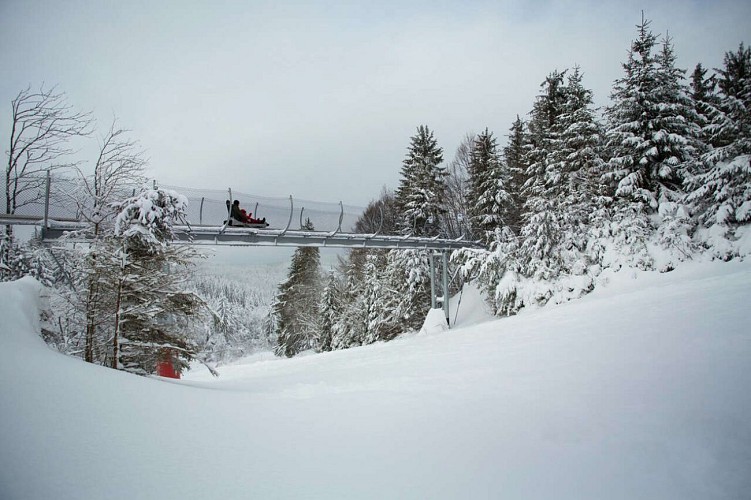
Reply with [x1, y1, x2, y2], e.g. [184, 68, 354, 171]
[1, 262, 751, 499]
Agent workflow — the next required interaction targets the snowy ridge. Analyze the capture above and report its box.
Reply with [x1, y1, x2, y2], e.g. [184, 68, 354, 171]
[1, 261, 751, 499]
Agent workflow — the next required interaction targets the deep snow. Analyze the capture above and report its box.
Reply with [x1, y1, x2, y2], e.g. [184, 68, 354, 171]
[1, 261, 750, 500]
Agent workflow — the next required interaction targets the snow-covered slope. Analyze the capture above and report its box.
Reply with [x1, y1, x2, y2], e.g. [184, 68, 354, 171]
[1, 262, 750, 500]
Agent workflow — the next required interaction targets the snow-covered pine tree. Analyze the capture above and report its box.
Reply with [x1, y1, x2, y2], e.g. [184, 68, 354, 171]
[0, 236, 57, 286]
[523, 71, 567, 199]
[455, 72, 568, 314]
[330, 259, 367, 350]
[385, 127, 447, 331]
[111, 186, 204, 375]
[380, 248, 432, 333]
[686, 43, 751, 248]
[651, 35, 706, 265]
[691, 63, 718, 104]
[552, 67, 606, 268]
[604, 17, 661, 206]
[555, 68, 605, 196]
[518, 70, 568, 281]
[328, 191, 400, 350]
[602, 19, 706, 269]
[604, 19, 701, 210]
[459, 68, 605, 314]
[395, 125, 447, 237]
[467, 128, 514, 245]
[702, 43, 751, 161]
[503, 116, 529, 236]
[360, 252, 397, 344]
[654, 34, 704, 180]
[690, 63, 720, 145]
[203, 292, 244, 362]
[454, 225, 523, 316]
[363, 249, 412, 344]
[273, 218, 322, 357]
[318, 269, 341, 352]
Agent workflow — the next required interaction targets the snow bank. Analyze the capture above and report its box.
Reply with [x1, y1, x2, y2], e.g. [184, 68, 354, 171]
[2, 261, 751, 499]
[420, 283, 494, 335]
[419, 306, 450, 335]
[450, 283, 494, 328]
[0, 276, 45, 350]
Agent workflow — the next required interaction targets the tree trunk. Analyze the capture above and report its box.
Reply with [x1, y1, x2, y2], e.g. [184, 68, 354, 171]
[84, 276, 98, 363]
[112, 277, 123, 370]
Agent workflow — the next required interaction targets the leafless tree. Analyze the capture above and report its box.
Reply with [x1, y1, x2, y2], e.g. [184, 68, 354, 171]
[75, 119, 147, 236]
[354, 187, 399, 235]
[4, 85, 92, 263]
[69, 120, 147, 363]
[441, 133, 475, 239]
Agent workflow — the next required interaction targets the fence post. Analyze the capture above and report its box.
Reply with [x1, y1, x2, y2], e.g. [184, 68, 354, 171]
[199, 197, 205, 225]
[42, 170, 51, 237]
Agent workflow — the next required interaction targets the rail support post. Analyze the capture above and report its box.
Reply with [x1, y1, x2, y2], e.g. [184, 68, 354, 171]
[442, 250, 450, 328]
[429, 252, 437, 309]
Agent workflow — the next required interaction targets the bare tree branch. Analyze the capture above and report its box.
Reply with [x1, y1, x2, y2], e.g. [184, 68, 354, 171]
[3, 84, 93, 273]
[5, 85, 93, 210]
[73, 118, 147, 234]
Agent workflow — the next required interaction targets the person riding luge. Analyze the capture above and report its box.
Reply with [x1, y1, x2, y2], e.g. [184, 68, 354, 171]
[226, 199, 268, 227]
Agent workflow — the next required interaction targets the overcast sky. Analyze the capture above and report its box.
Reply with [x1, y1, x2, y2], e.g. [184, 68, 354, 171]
[1, 0, 749, 207]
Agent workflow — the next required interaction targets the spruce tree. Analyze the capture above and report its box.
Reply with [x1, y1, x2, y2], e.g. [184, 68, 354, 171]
[518, 70, 568, 280]
[503, 116, 529, 236]
[274, 218, 322, 357]
[523, 70, 568, 201]
[0, 237, 57, 286]
[330, 259, 366, 349]
[655, 35, 704, 178]
[690, 63, 717, 103]
[690, 63, 720, 139]
[604, 19, 701, 209]
[716, 43, 751, 110]
[461, 68, 605, 313]
[553, 67, 606, 254]
[318, 270, 341, 352]
[467, 129, 513, 245]
[395, 125, 447, 236]
[705, 43, 751, 159]
[604, 17, 659, 206]
[111, 187, 203, 375]
[555, 68, 613, 270]
[360, 252, 394, 344]
[687, 43, 751, 229]
[329, 191, 401, 350]
[380, 249, 432, 332]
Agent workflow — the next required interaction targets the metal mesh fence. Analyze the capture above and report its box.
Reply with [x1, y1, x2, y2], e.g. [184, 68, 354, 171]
[160, 184, 364, 232]
[2, 174, 365, 232]
[1, 174, 81, 220]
